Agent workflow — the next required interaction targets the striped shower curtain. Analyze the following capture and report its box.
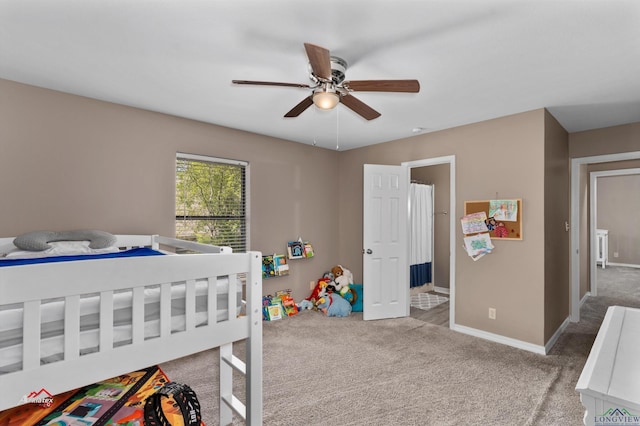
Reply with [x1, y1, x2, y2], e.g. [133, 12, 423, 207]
[409, 183, 433, 288]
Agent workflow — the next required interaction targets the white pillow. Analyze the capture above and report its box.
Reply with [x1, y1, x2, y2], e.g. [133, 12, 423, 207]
[4, 241, 119, 259]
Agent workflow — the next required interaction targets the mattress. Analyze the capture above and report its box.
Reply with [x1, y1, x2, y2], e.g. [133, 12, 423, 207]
[0, 250, 243, 374]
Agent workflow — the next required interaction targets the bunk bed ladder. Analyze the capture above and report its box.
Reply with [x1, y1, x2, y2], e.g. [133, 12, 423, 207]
[220, 343, 247, 422]
[219, 252, 263, 425]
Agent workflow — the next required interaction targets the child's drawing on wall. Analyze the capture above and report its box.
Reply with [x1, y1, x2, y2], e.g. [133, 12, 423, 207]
[489, 199, 518, 222]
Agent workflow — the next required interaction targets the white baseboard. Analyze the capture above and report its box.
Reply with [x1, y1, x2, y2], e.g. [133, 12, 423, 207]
[606, 262, 640, 269]
[544, 316, 571, 354]
[434, 286, 450, 295]
[580, 292, 591, 307]
[451, 324, 546, 355]
[453, 315, 572, 355]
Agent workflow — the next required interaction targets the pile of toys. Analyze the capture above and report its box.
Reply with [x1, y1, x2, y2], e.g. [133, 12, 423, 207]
[263, 289, 298, 321]
[262, 265, 360, 321]
[298, 265, 357, 317]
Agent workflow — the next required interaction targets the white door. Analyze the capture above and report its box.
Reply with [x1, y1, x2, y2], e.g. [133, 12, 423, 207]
[363, 164, 409, 320]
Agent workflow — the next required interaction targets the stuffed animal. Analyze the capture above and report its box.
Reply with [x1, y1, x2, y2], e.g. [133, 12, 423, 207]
[316, 293, 352, 317]
[331, 265, 357, 305]
[298, 299, 314, 311]
[321, 271, 337, 293]
[306, 278, 330, 305]
[331, 265, 353, 285]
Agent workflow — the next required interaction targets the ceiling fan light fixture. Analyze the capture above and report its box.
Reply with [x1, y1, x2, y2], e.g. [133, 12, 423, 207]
[312, 87, 339, 110]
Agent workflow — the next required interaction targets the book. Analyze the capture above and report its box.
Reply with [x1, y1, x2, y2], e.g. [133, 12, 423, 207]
[262, 296, 272, 321]
[273, 254, 289, 276]
[275, 289, 293, 299]
[262, 255, 275, 279]
[267, 304, 282, 321]
[267, 296, 285, 321]
[303, 242, 314, 258]
[281, 294, 299, 316]
[287, 240, 305, 259]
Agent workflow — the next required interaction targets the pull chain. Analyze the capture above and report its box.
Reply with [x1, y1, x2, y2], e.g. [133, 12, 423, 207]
[336, 107, 340, 151]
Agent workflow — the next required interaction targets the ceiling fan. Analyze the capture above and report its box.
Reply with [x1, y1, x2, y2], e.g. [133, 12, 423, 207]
[232, 43, 420, 120]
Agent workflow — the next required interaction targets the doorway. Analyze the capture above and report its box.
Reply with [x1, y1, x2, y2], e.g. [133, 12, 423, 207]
[570, 151, 640, 322]
[589, 168, 640, 296]
[403, 156, 456, 328]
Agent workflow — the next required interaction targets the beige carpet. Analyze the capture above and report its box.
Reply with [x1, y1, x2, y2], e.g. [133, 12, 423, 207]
[161, 266, 640, 425]
[163, 312, 561, 425]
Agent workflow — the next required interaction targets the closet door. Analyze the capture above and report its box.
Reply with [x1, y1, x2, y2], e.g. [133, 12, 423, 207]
[363, 164, 409, 320]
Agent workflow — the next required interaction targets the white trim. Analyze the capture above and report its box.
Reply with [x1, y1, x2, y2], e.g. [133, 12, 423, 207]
[177, 152, 248, 167]
[570, 151, 640, 323]
[245, 163, 251, 250]
[403, 155, 456, 329]
[431, 184, 435, 284]
[545, 316, 571, 354]
[591, 167, 640, 178]
[581, 291, 592, 307]
[607, 262, 640, 269]
[589, 172, 598, 296]
[434, 286, 450, 295]
[451, 324, 546, 355]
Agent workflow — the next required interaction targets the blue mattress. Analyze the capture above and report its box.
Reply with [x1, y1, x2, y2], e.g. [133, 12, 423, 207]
[0, 247, 163, 268]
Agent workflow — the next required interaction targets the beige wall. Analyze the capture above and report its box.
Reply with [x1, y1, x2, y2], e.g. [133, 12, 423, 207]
[0, 79, 340, 301]
[589, 161, 640, 268]
[338, 109, 549, 345]
[543, 110, 570, 341]
[597, 174, 640, 265]
[570, 122, 640, 158]
[5, 76, 636, 348]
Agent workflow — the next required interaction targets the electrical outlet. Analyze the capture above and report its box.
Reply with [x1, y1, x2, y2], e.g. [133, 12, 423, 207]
[614, 252, 619, 258]
[310, 281, 315, 290]
[488, 308, 497, 320]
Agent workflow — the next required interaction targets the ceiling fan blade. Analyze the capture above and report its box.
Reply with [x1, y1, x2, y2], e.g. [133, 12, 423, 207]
[232, 80, 311, 89]
[304, 43, 332, 81]
[340, 94, 381, 120]
[343, 79, 420, 93]
[284, 96, 314, 118]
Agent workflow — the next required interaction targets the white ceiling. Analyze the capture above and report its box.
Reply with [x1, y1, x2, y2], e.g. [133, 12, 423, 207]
[2, 1, 639, 151]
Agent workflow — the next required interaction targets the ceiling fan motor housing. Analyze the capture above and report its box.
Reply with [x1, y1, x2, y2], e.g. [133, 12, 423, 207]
[329, 56, 347, 84]
[309, 56, 348, 85]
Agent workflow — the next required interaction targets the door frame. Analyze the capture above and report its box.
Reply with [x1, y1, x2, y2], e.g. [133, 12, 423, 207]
[402, 155, 456, 328]
[570, 150, 640, 322]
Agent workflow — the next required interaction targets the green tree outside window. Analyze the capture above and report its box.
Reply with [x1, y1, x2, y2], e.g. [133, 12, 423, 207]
[176, 155, 247, 252]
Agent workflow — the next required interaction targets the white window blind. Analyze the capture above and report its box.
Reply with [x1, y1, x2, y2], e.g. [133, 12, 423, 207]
[176, 154, 247, 252]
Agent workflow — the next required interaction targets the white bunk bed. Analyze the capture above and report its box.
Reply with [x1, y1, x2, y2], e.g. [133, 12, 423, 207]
[0, 234, 262, 425]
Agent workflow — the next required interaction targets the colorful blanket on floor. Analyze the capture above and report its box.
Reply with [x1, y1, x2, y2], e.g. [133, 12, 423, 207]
[0, 366, 202, 426]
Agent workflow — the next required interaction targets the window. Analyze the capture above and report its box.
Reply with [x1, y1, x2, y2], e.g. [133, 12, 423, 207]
[176, 153, 247, 252]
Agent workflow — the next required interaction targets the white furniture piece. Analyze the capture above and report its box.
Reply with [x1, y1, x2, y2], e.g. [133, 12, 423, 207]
[576, 306, 640, 426]
[0, 234, 262, 425]
[596, 229, 609, 269]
